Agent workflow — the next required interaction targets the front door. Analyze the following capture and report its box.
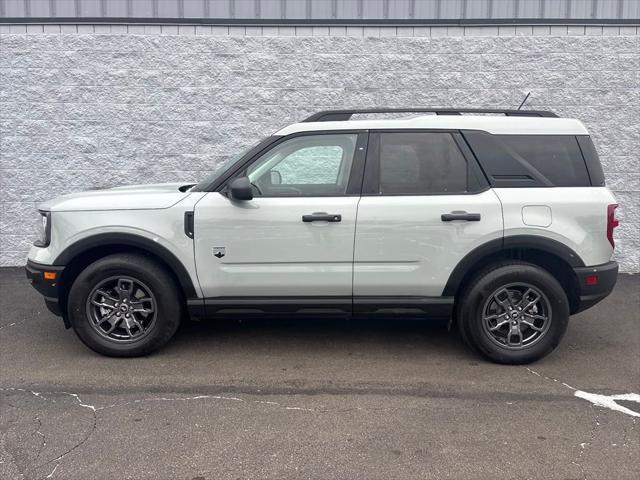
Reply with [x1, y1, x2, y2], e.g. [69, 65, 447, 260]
[194, 132, 367, 312]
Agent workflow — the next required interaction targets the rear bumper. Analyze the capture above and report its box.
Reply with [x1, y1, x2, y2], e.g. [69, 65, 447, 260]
[25, 260, 66, 318]
[572, 261, 618, 314]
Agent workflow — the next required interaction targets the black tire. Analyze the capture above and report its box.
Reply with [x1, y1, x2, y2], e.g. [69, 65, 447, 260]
[67, 253, 182, 357]
[456, 261, 570, 364]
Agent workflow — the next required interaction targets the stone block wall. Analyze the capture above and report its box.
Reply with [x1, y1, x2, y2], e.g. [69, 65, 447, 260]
[0, 25, 638, 270]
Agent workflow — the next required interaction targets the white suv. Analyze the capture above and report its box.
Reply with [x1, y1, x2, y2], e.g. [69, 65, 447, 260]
[26, 108, 619, 364]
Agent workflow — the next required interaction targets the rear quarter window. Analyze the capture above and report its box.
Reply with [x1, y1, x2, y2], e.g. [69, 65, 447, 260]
[462, 131, 593, 187]
[576, 136, 606, 186]
[497, 135, 591, 187]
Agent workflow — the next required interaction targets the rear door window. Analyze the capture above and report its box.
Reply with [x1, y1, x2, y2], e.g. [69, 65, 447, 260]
[372, 132, 471, 195]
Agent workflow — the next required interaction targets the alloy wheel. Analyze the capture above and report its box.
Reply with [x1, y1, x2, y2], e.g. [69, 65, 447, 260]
[86, 276, 157, 343]
[481, 283, 552, 350]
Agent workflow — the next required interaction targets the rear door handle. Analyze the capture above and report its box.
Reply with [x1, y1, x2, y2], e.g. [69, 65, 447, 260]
[302, 213, 342, 222]
[441, 211, 481, 222]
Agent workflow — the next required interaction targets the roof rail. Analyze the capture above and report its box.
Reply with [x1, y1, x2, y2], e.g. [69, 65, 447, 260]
[302, 108, 559, 122]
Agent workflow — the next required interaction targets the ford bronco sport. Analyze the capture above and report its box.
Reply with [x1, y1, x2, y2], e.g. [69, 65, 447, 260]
[26, 108, 619, 364]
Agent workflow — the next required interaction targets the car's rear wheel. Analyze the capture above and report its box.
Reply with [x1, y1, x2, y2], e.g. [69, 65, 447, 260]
[67, 253, 181, 357]
[456, 262, 570, 364]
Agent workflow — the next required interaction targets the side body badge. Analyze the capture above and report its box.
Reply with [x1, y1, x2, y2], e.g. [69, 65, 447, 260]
[213, 246, 226, 259]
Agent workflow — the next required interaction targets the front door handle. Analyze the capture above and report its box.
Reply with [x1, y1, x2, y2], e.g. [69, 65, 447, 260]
[441, 211, 481, 222]
[302, 213, 342, 223]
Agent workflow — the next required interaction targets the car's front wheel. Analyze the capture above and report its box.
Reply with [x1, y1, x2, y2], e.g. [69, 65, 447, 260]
[457, 262, 570, 364]
[67, 253, 181, 357]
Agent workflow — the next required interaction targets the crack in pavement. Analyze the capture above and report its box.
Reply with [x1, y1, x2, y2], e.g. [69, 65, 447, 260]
[1, 388, 97, 478]
[1, 388, 317, 414]
[33, 416, 45, 462]
[44, 400, 97, 469]
[572, 410, 601, 480]
[43, 462, 59, 479]
[1, 387, 318, 478]
[620, 418, 636, 448]
[81, 393, 317, 413]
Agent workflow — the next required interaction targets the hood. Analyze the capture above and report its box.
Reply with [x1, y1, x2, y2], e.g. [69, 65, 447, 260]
[39, 183, 196, 212]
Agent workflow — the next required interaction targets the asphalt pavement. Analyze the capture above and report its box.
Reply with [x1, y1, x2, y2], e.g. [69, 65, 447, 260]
[1, 268, 638, 480]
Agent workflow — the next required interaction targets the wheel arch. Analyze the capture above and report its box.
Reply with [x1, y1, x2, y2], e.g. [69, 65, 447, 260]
[55, 233, 197, 315]
[444, 236, 584, 314]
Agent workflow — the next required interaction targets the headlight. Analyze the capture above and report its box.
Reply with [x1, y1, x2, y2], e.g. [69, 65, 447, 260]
[34, 211, 51, 247]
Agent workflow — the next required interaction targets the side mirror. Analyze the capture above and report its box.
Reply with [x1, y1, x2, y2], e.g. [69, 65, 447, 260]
[270, 170, 282, 185]
[228, 176, 253, 201]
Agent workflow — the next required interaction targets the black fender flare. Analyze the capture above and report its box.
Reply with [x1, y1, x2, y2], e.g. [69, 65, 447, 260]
[442, 235, 585, 297]
[54, 232, 197, 298]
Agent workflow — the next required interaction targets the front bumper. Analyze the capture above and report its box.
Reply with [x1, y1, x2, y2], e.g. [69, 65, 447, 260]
[25, 260, 66, 318]
[572, 261, 618, 314]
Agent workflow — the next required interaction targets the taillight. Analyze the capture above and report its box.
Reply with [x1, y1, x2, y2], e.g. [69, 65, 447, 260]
[607, 204, 619, 248]
[585, 274, 599, 286]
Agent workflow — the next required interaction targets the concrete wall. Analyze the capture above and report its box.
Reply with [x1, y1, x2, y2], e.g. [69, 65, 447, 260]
[0, 25, 638, 271]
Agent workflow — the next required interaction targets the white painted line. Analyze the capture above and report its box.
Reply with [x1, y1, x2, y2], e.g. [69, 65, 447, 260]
[525, 368, 640, 418]
[574, 391, 640, 418]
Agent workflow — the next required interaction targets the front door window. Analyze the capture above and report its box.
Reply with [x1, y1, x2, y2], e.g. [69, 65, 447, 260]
[245, 134, 358, 197]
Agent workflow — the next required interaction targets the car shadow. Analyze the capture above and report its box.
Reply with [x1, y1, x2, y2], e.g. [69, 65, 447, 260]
[170, 315, 472, 359]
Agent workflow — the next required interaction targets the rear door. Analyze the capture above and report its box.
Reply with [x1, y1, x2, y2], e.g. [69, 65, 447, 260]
[193, 131, 367, 311]
[353, 130, 503, 311]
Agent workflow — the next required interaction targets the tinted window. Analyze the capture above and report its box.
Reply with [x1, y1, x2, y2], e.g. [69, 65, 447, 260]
[377, 132, 468, 194]
[497, 135, 590, 187]
[462, 130, 543, 188]
[577, 136, 605, 186]
[245, 134, 357, 197]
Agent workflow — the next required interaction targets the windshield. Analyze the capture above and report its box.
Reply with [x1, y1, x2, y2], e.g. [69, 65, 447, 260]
[192, 139, 266, 191]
